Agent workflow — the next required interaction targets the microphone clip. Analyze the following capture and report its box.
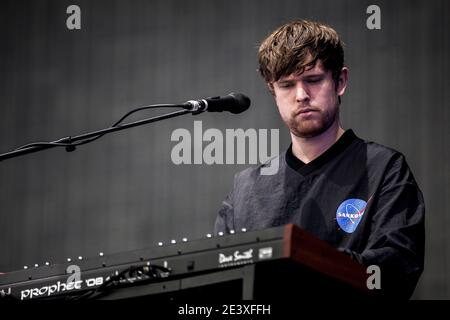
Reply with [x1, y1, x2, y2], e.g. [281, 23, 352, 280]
[184, 100, 208, 115]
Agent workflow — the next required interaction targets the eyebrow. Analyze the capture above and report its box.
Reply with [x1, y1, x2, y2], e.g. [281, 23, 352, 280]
[277, 79, 295, 84]
[301, 72, 326, 78]
[277, 73, 325, 83]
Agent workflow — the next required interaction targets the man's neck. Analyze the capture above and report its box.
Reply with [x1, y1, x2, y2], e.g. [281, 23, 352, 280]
[291, 122, 345, 164]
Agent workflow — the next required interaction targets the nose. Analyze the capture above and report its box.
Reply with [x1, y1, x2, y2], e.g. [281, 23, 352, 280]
[295, 83, 310, 102]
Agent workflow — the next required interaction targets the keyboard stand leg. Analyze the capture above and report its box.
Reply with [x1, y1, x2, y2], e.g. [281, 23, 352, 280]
[242, 264, 255, 300]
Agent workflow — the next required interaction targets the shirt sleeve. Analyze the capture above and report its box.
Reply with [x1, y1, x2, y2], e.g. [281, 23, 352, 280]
[345, 153, 425, 299]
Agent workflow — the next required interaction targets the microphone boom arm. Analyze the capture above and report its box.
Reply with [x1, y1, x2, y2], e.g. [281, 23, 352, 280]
[0, 107, 193, 162]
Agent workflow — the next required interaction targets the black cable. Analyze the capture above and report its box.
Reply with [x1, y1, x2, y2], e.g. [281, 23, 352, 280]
[112, 104, 179, 126]
[66, 264, 171, 300]
[15, 104, 183, 151]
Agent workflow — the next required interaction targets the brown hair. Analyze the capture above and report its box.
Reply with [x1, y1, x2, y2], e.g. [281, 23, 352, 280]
[258, 20, 344, 87]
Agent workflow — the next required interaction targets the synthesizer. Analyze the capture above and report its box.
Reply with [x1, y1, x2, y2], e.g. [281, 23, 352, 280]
[0, 224, 369, 300]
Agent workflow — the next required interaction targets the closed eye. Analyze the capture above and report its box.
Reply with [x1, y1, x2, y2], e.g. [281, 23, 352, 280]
[305, 76, 324, 84]
[306, 78, 322, 84]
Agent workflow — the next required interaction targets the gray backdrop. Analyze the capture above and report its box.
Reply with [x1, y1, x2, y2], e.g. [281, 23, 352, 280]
[0, 0, 448, 299]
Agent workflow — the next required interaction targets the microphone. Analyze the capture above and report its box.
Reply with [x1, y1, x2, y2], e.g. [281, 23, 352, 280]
[183, 93, 251, 114]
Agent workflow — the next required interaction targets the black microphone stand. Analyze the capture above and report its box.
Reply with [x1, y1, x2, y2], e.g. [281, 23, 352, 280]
[0, 106, 194, 162]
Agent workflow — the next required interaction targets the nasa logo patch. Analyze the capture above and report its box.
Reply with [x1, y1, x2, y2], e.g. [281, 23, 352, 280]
[336, 198, 368, 233]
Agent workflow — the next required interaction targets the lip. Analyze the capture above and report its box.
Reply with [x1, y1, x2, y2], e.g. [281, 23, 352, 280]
[298, 108, 318, 115]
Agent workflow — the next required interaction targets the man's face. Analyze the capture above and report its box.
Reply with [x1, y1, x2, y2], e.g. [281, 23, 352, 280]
[271, 60, 348, 138]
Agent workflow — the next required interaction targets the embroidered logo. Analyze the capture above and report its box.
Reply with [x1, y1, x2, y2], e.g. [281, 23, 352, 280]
[336, 198, 369, 233]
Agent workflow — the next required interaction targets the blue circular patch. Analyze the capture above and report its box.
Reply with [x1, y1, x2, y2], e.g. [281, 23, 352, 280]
[336, 198, 368, 233]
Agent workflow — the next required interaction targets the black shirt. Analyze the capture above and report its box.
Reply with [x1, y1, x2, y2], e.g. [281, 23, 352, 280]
[214, 129, 425, 298]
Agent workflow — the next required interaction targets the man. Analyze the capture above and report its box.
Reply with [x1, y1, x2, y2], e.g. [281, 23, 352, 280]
[214, 20, 425, 299]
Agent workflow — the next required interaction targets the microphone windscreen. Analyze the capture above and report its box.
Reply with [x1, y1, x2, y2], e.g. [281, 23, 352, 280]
[228, 93, 251, 114]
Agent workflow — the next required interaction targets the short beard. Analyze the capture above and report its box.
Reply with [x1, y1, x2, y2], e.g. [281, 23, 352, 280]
[288, 106, 339, 139]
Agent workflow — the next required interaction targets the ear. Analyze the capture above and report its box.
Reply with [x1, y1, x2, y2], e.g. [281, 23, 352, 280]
[337, 67, 349, 97]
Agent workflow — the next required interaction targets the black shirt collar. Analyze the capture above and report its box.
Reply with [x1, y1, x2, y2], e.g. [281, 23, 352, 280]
[286, 129, 358, 176]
